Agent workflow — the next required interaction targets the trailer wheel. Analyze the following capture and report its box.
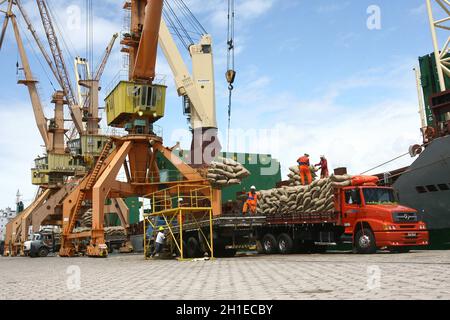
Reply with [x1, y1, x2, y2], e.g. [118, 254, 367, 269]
[262, 234, 278, 255]
[38, 247, 49, 258]
[277, 233, 294, 254]
[354, 229, 377, 254]
[186, 237, 202, 258]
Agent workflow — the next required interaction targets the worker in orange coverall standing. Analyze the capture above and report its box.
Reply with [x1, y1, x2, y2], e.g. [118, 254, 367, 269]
[242, 186, 258, 215]
[297, 153, 312, 185]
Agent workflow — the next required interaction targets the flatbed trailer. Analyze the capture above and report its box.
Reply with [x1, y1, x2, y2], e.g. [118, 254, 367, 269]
[162, 186, 429, 258]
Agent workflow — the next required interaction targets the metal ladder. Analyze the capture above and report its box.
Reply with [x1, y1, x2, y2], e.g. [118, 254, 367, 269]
[67, 139, 113, 232]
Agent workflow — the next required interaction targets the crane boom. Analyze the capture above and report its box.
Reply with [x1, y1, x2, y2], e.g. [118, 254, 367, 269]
[10, 12, 49, 149]
[132, 0, 163, 82]
[158, 18, 217, 129]
[36, 0, 84, 135]
[94, 33, 118, 81]
[0, 0, 13, 50]
[14, 0, 59, 83]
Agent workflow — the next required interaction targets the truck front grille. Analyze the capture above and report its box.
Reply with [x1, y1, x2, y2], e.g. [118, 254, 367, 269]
[393, 212, 418, 223]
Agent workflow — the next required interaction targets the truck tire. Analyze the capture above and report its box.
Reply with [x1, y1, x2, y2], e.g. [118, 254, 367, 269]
[354, 229, 377, 254]
[262, 233, 278, 255]
[277, 233, 294, 254]
[186, 236, 202, 258]
[38, 247, 49, 258]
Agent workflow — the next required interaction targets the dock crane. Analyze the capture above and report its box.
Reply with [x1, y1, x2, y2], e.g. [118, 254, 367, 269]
[35, 0, 84, 135]
[1, 1, 125, 256]
[0, 1, 78, 256]
[59, 0, 221, 257]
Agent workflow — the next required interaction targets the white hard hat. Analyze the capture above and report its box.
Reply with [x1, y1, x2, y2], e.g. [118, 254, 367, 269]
[250, 186, 256, 190]
[178, 198, 184, 202]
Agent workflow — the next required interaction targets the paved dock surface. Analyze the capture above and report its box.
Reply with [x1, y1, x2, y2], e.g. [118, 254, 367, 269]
[1, 250, 450, 300]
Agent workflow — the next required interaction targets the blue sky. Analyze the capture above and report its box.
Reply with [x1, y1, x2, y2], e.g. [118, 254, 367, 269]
[0, 0, 438, 207]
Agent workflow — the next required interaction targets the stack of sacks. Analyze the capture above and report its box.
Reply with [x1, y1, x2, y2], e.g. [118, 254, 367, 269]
[287, 166, 318, 186]
[330, 174, 353, 187]
[73, 226, 91, 234]
[80, 209, 92, 228]
[207, 157, 250, 188]
[72, 226, 126, 237]
[104, 226, 126, 237]
[257, 177, 337, 216]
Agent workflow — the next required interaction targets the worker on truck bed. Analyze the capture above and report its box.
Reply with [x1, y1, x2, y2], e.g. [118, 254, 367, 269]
[297, 153, 312, 185]
[151, 227, 166, 258]
[242, 186, 258, 215]
[315, 155, 329, 179]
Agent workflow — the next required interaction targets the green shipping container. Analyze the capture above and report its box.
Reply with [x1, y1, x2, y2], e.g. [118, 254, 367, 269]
[157, 151, 282, 203]
[419, 53, 450, 126]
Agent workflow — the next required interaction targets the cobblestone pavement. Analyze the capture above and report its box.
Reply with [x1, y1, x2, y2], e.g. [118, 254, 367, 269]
[1, 250, 450, 300]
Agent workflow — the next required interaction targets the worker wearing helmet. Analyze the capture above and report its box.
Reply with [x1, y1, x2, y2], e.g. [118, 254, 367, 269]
[315, 155, 329, 179]
[297, 153, 312, 185]
[242, 186, 258, 215]
[151, 226, 166, 258]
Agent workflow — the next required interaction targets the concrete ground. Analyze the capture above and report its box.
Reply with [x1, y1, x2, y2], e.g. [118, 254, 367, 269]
[1, 250, 450, 300]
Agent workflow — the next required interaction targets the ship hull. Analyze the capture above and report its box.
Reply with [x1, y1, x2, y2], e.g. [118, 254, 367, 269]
[393, 136, 450, 248]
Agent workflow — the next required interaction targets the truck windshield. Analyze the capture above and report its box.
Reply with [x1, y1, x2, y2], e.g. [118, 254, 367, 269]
[363, 188, 397, 205]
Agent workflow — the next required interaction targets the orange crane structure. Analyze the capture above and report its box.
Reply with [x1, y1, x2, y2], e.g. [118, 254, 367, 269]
[0, 0, 127, 256]
[59, 0, 221, 258]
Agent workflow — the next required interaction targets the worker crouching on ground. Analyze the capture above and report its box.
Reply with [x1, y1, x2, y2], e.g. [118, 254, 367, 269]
[315, 155, 329, 179]
[242, 186, 258, 215]
[297, 153, 312, 185]
[151, 227, 166, 258]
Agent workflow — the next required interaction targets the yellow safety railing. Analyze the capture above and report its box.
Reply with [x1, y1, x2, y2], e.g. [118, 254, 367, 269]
[143, 184, 214, 261]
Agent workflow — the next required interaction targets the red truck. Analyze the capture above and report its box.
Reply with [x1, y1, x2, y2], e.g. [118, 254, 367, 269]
[146, 182, 429, 258]
[258, 185, 429, 254]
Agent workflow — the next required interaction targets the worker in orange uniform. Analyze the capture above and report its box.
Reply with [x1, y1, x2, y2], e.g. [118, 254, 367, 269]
[315, 155, 329, 179]
[242, 186, 258, 215]
[297, 153, 312, 185]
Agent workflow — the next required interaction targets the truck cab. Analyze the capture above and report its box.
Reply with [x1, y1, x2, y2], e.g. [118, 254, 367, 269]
[339, 186, 429, 253]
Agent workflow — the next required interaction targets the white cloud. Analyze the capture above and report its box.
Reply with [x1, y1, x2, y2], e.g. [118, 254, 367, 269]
[0, 102, 44, 208]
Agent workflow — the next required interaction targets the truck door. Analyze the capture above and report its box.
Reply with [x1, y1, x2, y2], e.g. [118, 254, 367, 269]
[342, 188, 362, 234]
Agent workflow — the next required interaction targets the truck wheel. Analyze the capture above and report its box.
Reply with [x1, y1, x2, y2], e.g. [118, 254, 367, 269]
[38, 247, 49, 258]
[186, 237, 202, 258]
[277, 233, 294, 254]
[354, 229, 377, 254]
[262, 234, 278, 255]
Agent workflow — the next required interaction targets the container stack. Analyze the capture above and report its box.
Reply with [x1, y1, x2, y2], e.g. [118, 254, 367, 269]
[257, 175, 353, 216]
[207, 157, 250, 188]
